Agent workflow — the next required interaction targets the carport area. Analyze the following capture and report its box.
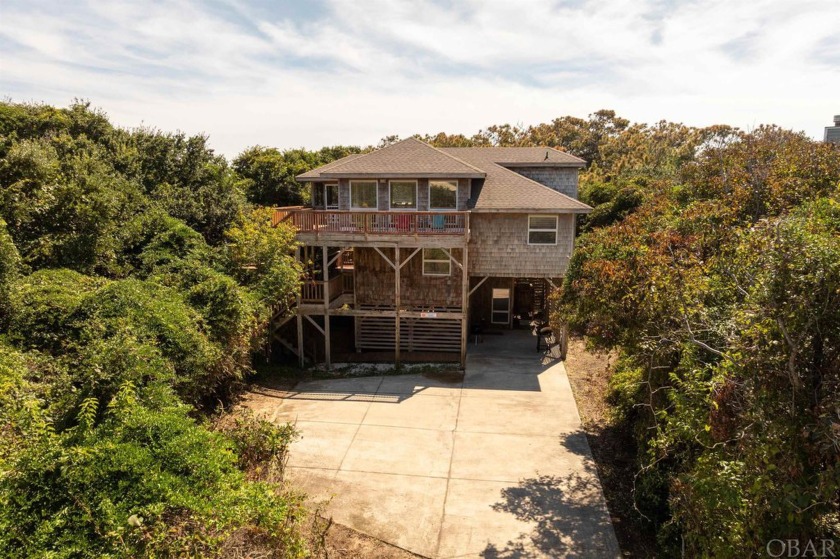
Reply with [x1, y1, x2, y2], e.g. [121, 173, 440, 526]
[242, 329, 620, 558]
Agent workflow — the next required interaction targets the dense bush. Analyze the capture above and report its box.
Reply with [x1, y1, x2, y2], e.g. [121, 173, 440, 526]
[556, 128, 840, 555]
[0, 219, 20, 327]
[0, 102, 309, 557]
[7, 268, 104, 353]
[216, 409, 299, 480]
[225, 207, 301, 308]
[0, 371, 306, 558]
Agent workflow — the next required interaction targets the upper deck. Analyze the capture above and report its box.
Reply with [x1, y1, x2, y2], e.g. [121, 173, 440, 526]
[273, 207, 469, 246]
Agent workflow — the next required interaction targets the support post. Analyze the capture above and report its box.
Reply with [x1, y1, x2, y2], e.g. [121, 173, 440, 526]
[296, 246, 304, 368]
[322, 245, 331, 369]
[395, 246, 401, 367]
[354, 246, 360, 352]
[510, 277, 515, 329]
[460, 246, 469, 368]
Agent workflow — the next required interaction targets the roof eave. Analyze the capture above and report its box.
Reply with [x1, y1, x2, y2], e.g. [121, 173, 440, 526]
[500, 161, 586, 169]
[317, 172, 486, 179]
[470, 207, 592, 214]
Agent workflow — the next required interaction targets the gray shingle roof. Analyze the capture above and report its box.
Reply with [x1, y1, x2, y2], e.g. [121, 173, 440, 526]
[440, 148, 590, 213]
[442, 146, 586, 167]
[301, 138, 484, 179]
[297, 139, 591, 212]
[297, 153, 364, 179]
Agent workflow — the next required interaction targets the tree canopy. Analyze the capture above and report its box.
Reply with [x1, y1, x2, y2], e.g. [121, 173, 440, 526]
[555, 126, 840, 555]
[0, 101, 308, 557]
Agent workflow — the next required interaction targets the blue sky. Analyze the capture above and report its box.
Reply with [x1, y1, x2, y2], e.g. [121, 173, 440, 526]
[1, 0, 838, 157]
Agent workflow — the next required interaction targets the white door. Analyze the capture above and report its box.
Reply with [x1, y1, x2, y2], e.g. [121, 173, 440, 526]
[491, 288, 511, 325]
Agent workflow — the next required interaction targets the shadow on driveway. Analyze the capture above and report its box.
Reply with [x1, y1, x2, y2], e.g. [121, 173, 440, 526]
[253, 329, 561, 404]
[481, 432, 619, 559]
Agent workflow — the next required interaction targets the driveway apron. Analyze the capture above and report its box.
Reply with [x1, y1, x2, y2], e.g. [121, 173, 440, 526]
[243, 330, 620, 558]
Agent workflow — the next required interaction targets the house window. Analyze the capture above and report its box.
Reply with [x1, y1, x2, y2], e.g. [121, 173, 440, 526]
[351, 180, 378, 209]
[429, 180, 457, 210]
[314, 183, 339, 209]
[422, 248, 451, 276]
[325, 183, 339, 209]
[528, 215, 558, 245]
[390, 180, 417, 210]
[313, 183, 325, 207]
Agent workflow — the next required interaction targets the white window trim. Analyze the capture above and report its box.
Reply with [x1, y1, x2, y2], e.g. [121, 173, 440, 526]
[527, 214, 558, 246]
[350, 180, 379, 211]
[422, 248, 451, 276]
[428, 179, 459, 211]
[388, 179, 418, 211]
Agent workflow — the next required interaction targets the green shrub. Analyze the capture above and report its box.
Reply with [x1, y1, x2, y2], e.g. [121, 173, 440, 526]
[0, 382, 307, 558]
[606, 358, 645, 423]
[0, 219, 20, 329]
[7, 268, 104, 352]
[71, 279, 224, 403]
[217, 410, 299, 480]
[225, 207, 301, 306]
[136, 215, 211, 274]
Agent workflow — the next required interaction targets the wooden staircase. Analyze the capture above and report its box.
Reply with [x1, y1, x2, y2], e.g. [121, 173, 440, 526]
[514, 278, 548, 316]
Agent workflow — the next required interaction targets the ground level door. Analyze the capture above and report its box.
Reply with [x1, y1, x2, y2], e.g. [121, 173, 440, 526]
[491, 288, 511, 325]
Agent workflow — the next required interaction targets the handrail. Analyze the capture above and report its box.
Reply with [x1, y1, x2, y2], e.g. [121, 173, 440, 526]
[300, 275, 344, 303]
[272, 206, 308, 226]
[273, 208, 467, 235]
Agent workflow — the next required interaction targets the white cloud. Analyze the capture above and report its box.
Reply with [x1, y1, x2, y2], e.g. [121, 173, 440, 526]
[1, 0, 837, 157]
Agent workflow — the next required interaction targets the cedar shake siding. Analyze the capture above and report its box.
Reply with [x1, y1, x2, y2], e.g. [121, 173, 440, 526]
[506, 167, 578, 199]
[456, 178, 470, 211]
[355, 247, 464, 308]
[468, 213, 574, 277]
[338, 179, 350, 209]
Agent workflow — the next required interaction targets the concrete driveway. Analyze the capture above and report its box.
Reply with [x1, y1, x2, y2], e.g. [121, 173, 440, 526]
[243, 330, 620, 558]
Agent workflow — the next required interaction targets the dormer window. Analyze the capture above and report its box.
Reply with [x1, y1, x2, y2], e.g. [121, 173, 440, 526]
[429, 180, 457, 210]
[351, 180, 378, 209]
[389, 180, 417, 210]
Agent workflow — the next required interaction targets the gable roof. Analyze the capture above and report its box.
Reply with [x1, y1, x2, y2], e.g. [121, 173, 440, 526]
[439, 147, 591, 213]
[299, 138, 484, 179]
[297, 139, 591, 213]
[297, 153, 364, 180]
[443, 146, 586, 167]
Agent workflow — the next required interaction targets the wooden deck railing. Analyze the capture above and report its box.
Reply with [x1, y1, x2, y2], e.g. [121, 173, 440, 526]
[273, 208, 467, 236]
[301, 275, 344, 303]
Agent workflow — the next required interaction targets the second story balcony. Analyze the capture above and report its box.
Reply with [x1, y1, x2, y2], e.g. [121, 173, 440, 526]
[273, 207, 469, 244]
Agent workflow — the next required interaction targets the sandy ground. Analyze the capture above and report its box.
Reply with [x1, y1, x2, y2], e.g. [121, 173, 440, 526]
[562, 336, 656, 557]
